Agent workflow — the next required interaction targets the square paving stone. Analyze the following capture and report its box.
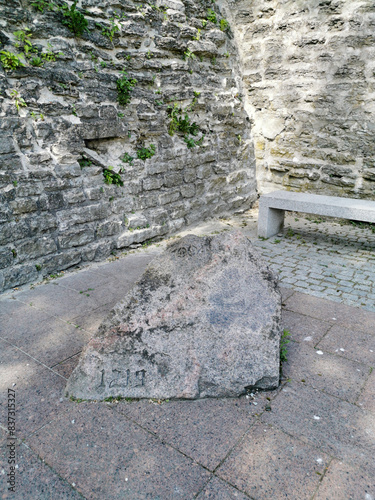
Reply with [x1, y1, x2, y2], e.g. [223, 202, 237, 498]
[261, 381, 375, 464]
[71, 303, 115, 335]
[216, 421, 329, 500]
[196, 476, 249, 500]
[316, 325, 375, 366]
[12, 282, 104, 322]
[280, 286, 295, 302]
[0, 297, 27, 319]
[115, 394, 273, 471]
[314, 459, 375, 500]
[281, 310, 331, 344]
[284, 292, 375, 335]
[0, 301, 89, 367]
[26, 403, 211, 500]
[54, 270, 126, 309]
[0, 440, 84, 500]
[51, 353, 81, 380]
[282, 342, 370, 403]
[0, 340, 67, 440]
[357, 370, 375, 414]
[92, 251, 158, 282]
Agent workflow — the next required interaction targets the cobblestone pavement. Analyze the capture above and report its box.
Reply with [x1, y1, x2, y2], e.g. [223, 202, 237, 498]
[1, 208, 374, 499]
[225, 208, 375, 313]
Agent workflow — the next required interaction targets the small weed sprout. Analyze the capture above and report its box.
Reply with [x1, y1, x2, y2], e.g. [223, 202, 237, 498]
[193, 28, 201, 41]
[117, 70, 137, 106]
[136, 144, 156, 161]
[42, 42, 63, 62]
[219, 18, 229, 31]
[101, 17, 120, 42]
[31, 0, 57, 12]
[183, 49, 196, 61]
[30, 56, 44, 67]
[280, 329, 290, 363]
[121, 152, 134, 165]
[0, 51, 24, 71]
[13, 28, 33, 58]
[61, 0, 89, 37]
[207, 9, 217, 24]
[103, 167, 123, 186]
[10, 89, 27, 112]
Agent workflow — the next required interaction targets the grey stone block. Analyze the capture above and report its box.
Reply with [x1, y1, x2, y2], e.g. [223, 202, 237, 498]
[258, 190, 375, 238]
[66, 232, 282, 400]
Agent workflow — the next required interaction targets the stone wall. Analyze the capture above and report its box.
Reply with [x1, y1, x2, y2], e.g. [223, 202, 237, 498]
[0, 0, 256, 292]
[220, 0, 375, 198]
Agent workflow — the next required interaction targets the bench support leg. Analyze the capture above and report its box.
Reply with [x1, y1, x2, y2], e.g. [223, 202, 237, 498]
[258, 205, 285, 238]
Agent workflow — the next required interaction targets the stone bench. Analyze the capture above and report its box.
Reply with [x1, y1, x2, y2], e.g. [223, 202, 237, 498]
[258, 190, 375, 238]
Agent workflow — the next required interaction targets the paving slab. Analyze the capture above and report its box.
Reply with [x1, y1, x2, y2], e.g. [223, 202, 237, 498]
[0, 340, 67, 440]
[0, 300, 89, 368]
[90, 251, 158, 281]
[316, 324, 375, 366]
[10, 282, 104, 323]
[0, 439, 84, 500]
[216, 421, 329, 500]
[279, 286, 295, 302]
[314, 459, 375, 500]
[196, 476, 249, 500]
[357, 370, 375, 414]
[261, 381, 375, 465]
[281, 309, 331, 344]
[51, 353, 81, 380]
[281, 341, 370, 403]
[283, 291, 375, 334]
[26, 403, 211, 500]
[70, 303, 116, 334]
[115, 394, 272, 471]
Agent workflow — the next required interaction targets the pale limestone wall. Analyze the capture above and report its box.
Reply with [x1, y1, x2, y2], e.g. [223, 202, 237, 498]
[220, 0, 375, 198]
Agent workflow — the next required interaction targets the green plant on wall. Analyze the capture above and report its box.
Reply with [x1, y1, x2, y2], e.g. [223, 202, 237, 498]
[41, 42, 64, 62]
[103, 167, 123, 186]
[30, 56, 44, 66]
[31, 0, 57, 12]
[117, 70, 137, 106]
[167, 103, 198, 136]
[98, 16, 120, 42]
[207, 9, 217, 24]
[0, 51, 24, 71]
[136, 144, 156, 161]
[61, 1, 89, 36]
[220, 18, 229, 31]
[13, 28, 34, 58]
[10, 89, 27, 112]
[167, 102, 204, 149]
[121, 152, 134, 165]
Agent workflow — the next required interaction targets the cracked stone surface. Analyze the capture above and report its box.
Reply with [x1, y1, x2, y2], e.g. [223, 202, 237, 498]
[65, 231, 281, 400]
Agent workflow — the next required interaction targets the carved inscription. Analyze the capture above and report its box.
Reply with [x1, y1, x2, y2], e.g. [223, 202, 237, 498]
[171, 244, 201, 258]
[106, 368, 146, 389]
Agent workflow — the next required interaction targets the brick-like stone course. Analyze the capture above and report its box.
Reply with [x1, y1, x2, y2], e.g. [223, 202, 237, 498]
[220, 0, 375, 199]
[0, 0, 256, 292]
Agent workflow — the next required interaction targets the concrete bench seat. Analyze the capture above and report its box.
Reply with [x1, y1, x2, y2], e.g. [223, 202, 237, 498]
[258, 190, 375, 238]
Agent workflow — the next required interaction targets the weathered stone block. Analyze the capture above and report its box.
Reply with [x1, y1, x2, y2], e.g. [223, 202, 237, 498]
[65, 232, 281, 400]
[10, 198, 38, 215]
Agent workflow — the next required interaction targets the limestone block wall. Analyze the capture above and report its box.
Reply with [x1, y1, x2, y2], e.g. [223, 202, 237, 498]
[0, 0, 256, 292]
[220, 0, 375, 198]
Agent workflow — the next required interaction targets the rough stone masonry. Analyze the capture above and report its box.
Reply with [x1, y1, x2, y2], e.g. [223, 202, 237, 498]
[0, 0, 255, 292]
[65, 231, 282, 400]
[2, 0, 375, 293]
